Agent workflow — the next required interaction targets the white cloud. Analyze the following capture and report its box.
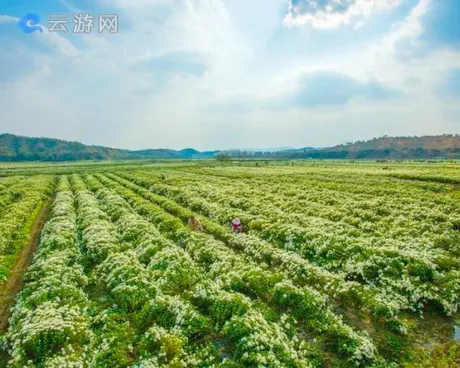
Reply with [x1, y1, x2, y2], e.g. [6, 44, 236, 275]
[284, 0, 402, 29]
[361, 0, 460, 90]
[381, 0, 429, 51]
[41, 32, 80, 57]
[0, 67, 78, 140]
[0, 15, 17, 24]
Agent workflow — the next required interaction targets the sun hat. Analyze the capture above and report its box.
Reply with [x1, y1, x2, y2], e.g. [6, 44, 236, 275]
[232, 218, 241, 225]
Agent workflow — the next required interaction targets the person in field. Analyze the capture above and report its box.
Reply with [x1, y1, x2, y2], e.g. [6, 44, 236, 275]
[231, 218, 243, 233]
[188, 216, 203, 232]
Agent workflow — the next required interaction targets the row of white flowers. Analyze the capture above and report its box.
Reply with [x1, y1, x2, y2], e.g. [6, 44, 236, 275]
[173, 167, 460, 271]
[94, 173, 380, 366]
[0, 175, 53, 282]
[112, 172, 402, 318]
[121, 170, 460, 316]
[145, 167, 459, 257]
[0, 176, 25, 216]
[82, 174, 317, 367]
[5, 176, 92, 367]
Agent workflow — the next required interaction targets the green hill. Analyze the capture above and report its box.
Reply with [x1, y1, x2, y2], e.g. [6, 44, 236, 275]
[0, 134, 217, 162]
[284, 135, 460, 160]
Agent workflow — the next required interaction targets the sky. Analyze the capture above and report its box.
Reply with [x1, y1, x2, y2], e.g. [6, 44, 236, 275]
[0, 0, 459, 150]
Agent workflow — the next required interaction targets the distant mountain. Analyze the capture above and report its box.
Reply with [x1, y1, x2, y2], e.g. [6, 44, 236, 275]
[129, 147, 216, 159]
[281, 135, 460, 159]
[1, 133, 459, 162]
[0, 134, 218, 162]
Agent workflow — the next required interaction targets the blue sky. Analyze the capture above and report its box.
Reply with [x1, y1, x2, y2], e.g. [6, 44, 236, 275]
[0, 0, 459, 150]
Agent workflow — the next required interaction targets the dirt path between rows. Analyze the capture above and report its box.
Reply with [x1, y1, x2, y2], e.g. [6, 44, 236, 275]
[0, 198, 53, 332]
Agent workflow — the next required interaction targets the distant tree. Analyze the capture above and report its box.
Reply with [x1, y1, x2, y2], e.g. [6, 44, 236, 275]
[216, 153, 231, 162]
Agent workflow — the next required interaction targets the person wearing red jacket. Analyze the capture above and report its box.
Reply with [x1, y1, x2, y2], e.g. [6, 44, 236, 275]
[231, 218, 243, 233]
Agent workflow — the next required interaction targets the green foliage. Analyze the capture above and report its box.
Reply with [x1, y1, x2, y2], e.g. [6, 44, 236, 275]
[2, 162, 460, 367]
[0, 133, 216, 162]
[216, 153, 231, 162]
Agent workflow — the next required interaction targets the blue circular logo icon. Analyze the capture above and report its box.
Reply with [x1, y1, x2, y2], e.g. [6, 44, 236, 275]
[17, 13, 43, 34]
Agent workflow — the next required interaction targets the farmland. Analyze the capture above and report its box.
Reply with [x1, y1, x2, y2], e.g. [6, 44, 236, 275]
[0, 161, 459, 367]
